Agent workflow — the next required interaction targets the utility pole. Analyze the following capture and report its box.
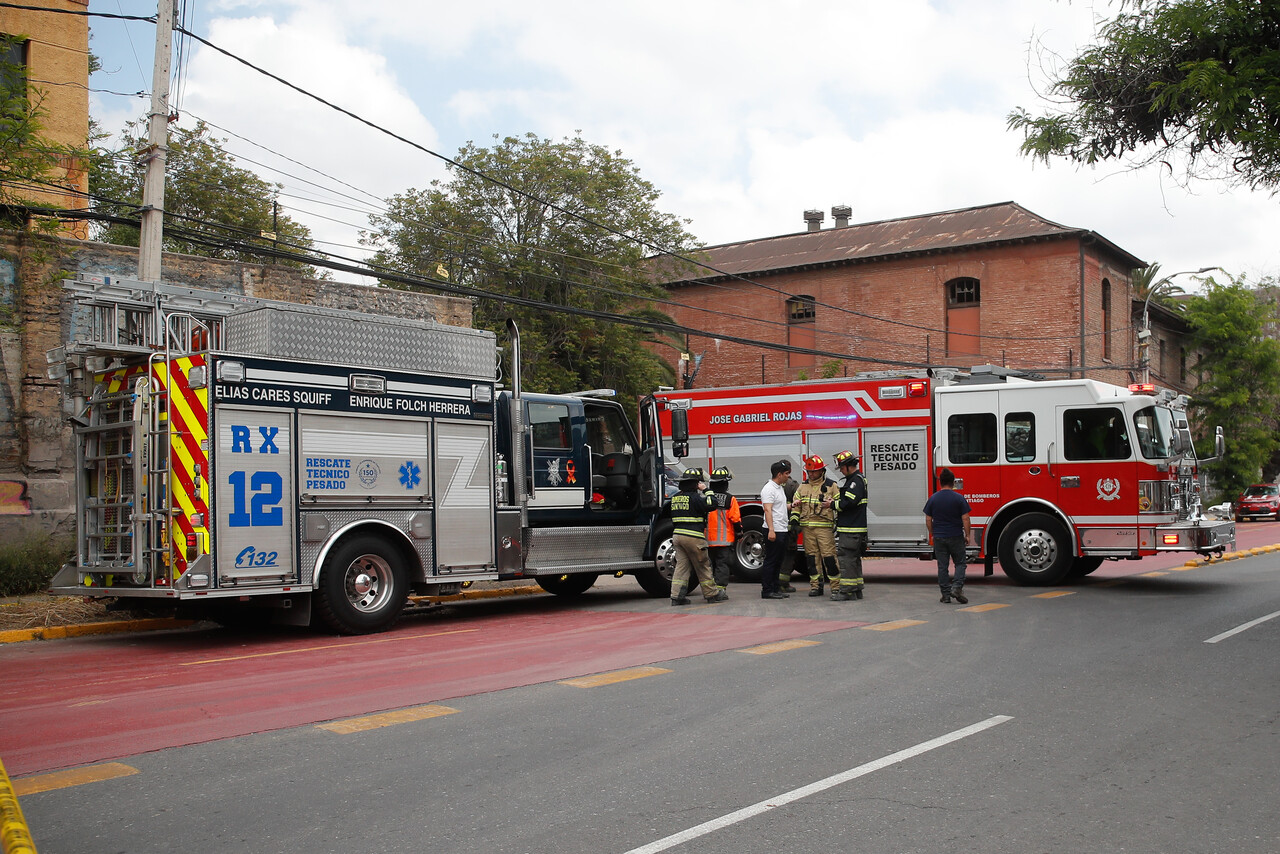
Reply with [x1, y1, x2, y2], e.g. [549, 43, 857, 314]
[137, 0, 175, 283]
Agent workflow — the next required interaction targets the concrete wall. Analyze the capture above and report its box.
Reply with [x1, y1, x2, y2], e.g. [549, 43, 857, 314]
[0, 231, 473, 539]
[665, 238, 1136, 389]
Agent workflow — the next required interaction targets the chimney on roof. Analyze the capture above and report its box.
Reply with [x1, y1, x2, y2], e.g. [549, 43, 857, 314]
[832, 205, 851, 228]
[804, 209, 825, 232]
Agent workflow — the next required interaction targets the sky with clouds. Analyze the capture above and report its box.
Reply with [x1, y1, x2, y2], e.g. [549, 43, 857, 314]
[87, 0, 1280, 288]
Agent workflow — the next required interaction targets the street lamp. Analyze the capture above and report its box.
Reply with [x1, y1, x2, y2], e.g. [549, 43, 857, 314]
[1139, 266, 1222, 384]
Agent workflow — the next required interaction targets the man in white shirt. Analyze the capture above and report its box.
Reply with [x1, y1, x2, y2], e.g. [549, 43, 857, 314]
[760, 460, 793, 599]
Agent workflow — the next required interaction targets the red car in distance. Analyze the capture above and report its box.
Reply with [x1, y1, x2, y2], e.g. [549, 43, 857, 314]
[1235, 483, 1280, 522]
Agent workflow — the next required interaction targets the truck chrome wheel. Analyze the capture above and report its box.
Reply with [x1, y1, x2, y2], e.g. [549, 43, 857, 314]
[655, 535, 678, 582]
[316, 534, 409, 634]
[997, 512, 1072, 586]
[344, 554, 393, 613]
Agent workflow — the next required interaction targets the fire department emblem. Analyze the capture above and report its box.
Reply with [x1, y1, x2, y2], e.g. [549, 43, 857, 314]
[1097, 478, 1121, 501]
[546, 458, 563, 486]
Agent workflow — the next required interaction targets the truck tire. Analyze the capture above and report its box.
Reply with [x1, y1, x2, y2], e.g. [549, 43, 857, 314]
[536, 573, 599, 597]
[634, 521, 675, 597]
[732, 516, 766, 583]
[315, 534, 409, 634]
[1068, 556, 1104, 577]
[997, 512, 1072, 586]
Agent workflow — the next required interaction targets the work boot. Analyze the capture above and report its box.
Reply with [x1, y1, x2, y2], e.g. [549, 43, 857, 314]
[706, 589, 728, 603]
[780, 580, 798, 593]
[671, 596, 692, 606]
[952, 587, 968, 604]
[940, 592, 952, 604]
[809, 577, 824, 597]
[830, 590, 853, 601]
[854, 587, 864, 600]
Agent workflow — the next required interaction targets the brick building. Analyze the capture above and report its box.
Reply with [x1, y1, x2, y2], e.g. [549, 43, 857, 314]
[657, 202, 1146, 389]
[0, 0, 90, 236]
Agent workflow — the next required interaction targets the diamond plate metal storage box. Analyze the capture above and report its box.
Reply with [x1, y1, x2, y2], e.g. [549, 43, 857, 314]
[223, 304, 497, 380]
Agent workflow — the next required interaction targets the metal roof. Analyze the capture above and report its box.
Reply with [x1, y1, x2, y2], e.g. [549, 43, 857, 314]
[663, 201, 1145, 284]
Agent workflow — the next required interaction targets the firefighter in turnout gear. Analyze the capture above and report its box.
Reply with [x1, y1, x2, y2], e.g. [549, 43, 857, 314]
[832, 450, 869, 600]
[706, 467, 741, 592]
[662, 468, 725, 605]
[790, 455, 840, 596]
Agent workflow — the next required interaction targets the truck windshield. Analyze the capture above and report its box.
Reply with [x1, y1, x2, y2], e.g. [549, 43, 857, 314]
[1133, 405, 1176, 460]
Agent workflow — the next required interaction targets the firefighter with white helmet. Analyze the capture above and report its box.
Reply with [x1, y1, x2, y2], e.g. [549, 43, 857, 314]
[832, 449, 869, 600]
[661, 467, 726, 605]
[789, 454, 840, 596]
[705, 466, 741, 593]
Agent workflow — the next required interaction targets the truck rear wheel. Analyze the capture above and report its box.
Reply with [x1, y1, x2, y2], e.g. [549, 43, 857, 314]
[315, 534, 409, 634]
[536, 573, 599, 597]
[997, 512, 1072, 586]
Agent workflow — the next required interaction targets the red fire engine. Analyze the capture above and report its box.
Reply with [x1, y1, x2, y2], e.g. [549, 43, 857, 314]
[654, 369, 1234, 586]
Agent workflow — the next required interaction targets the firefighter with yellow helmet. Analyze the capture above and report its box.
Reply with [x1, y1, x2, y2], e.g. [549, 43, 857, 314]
[705, 466, 741, 593]
[789, 454, 840, 596]
[832, 449, 869, 600]
[661, 467, 726, 605]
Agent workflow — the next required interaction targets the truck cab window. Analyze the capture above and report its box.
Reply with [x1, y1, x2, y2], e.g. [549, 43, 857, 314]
[529, 403, 571, 449]
[1133, 406, 1174, 460]
[1005, 412, 1035, 462]
[948, 413, 997, 463]
[1063, 407, 1131, 461]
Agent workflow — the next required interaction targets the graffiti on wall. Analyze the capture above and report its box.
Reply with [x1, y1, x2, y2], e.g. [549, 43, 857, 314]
[0, 480, 31, 515]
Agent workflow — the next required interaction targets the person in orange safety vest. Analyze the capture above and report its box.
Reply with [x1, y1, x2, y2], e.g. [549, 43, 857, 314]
[706, 467, 742, 593]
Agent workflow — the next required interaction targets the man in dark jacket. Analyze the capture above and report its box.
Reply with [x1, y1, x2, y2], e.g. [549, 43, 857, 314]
[831, 450, 868, 601]
[662, 467, 726, 605]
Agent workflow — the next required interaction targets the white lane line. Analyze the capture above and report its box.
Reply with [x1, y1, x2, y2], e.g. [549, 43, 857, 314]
[1204, 609, 1280, 644]
[620, 715, 1013, 854]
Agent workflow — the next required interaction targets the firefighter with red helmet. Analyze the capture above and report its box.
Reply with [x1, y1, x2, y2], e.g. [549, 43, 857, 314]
[790, 454, 840, 596]
[832, 449, 869, 600]
[705, 467, 741, 593]
[662, 467, 726, 605]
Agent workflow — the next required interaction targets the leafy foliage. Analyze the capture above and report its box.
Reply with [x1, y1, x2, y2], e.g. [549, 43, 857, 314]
[90, 119, 317, 270]
[0, 529, 73, 597]
[1009, 0, 1280, 189]
[363, 133, 701, 415]
[1182, 279, 1280, 500]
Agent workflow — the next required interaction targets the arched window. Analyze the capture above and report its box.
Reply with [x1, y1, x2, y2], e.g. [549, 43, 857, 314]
[1101, 278, 1112, 360]
[945, 278, 981, 362]
[786, 295, 815, 368]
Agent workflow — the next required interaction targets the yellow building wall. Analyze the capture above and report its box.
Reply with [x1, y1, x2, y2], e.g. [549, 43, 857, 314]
[0, 0, 90, 237]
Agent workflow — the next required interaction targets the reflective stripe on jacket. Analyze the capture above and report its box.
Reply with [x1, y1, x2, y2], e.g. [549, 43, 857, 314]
[665, 489, 713, 539]
[791, 478, 838, 528]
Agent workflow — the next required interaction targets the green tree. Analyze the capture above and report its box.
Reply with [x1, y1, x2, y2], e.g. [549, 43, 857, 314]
[0, 34, 84, 231]
[1009, 0, 1280, 190]
[90, 119, 317, 270]
[363, 133, 701, 414]
[1182, 279, 1280, 500]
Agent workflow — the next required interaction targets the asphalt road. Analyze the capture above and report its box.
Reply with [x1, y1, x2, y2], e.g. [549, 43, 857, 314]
[5, 531, 1279, 854]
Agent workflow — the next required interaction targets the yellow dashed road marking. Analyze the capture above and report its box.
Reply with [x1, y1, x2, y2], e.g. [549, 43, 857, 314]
[739, 639, 822, 655]
[14, 762, 139, 795]
[959, 603, 1010, 612]
[559, 666, 672, 688]
[1032, 591, 1075, 599]
[1140, 571, 1168, 577]
[862, 620, 927, 632]
[1166, 564, 1197, 571]
[182, 628, 477, 666]
[318, 705, 458, 734]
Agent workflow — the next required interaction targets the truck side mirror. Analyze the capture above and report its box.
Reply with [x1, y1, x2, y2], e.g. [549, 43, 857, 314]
[1215, 425, 1225, 459]
[671, 409, 689, 459]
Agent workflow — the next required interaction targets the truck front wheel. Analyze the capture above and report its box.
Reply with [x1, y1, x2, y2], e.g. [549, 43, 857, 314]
[997, 513, 1072, 586]
[316, 534, 409, 634]
[633, 522, 675, 597]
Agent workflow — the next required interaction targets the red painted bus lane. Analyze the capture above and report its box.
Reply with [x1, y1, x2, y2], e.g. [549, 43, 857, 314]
[0, 609, 861, 777]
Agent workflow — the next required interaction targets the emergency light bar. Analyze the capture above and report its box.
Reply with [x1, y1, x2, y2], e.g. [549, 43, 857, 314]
[1129, 383, 1157, 395]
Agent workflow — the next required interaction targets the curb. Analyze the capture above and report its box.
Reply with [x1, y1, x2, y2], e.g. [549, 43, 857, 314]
[0, 756, 35, 854]
[0, 584, 545, 645]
